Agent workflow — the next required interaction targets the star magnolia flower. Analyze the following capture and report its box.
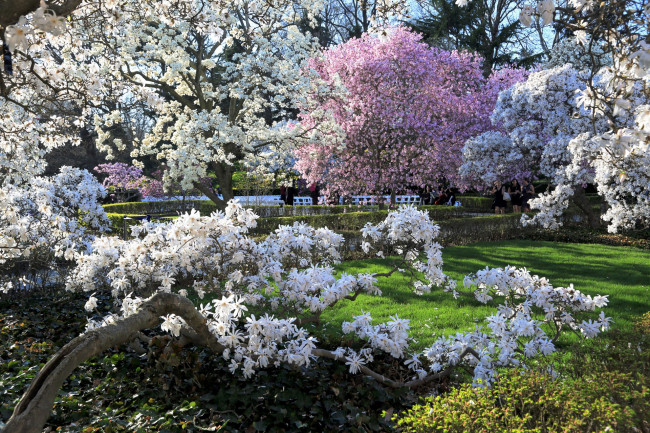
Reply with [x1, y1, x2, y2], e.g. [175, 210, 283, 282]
[84, 294, 98, 311]
[5, 17, 31, 53]
[537, 0, 555, 26]
[519, 5, 535, 27]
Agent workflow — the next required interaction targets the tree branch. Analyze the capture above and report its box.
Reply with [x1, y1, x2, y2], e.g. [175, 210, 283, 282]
[312, 347, 480, 388]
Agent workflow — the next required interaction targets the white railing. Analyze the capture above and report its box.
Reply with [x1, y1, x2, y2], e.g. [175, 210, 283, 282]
[344, 195, 422, 205]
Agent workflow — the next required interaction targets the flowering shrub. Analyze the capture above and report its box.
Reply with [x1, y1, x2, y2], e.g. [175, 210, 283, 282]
[66, 203, 609, 386]
[94, 163, 165, 200]
[457, 0, 650, 234]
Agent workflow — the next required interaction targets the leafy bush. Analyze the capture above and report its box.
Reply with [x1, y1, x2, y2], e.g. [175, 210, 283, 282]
[250, 208, 469, 235]
[104, 208, 527, 248]
[452, 196, 494, 212]
[200, 203, 469, 219]
[394, 368, 649, 432]
[395, 312, 650, 433]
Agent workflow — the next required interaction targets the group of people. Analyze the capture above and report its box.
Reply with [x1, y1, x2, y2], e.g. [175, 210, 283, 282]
[279, 182, 320, 206]
[491, 179, 535, 214]
[419, 186, 457, 206]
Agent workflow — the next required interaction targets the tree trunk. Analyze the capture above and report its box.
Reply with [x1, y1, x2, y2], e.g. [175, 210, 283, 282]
[194, 181, 226, 210]
[3, 292, 224, 433]
[192, 160, 237, 211]
[572, 187, 600, 228]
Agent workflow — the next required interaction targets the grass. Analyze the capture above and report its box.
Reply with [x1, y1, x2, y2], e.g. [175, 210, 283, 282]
[323, 240, 650, 350]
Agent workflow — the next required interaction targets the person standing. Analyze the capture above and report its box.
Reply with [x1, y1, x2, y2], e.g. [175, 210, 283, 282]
[509, 179, 522, 213]
[521, 178, 535, 212]
[434, 187, 448, 205]
[309, 183, 319, 205]
[286, 181, 295, 206]
[491, 180, 507, 214]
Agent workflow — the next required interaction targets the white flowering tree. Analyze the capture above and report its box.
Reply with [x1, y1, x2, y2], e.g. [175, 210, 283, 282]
[39, 0, 328, 209]
[459, 0, 650, 233]
[5, 203, 611, 432]
[1, 3, 112, 292]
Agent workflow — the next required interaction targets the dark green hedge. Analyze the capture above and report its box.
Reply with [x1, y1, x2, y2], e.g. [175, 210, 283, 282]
[200, 203, 469, 219]
[105, 213, 175, 237]
[103, 200, 203, 215]
[333, 214, 527, 258]
[454, 196, 493, 212]
[250, 207, 471, 235]
[102, 200, 485, 220]
[199, 202, 354, 218]
[105, 206, 513, 241]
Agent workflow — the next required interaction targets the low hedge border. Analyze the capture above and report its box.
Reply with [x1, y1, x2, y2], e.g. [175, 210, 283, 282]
[103, 200, 203, 215]
[250, 207, 482, 235]
[105, 213, 175, 236]
[104, 210, 525, 247]
[335, 214, 527, 258]
[102, 197, 493, 219]
[200, 203, 472, 219]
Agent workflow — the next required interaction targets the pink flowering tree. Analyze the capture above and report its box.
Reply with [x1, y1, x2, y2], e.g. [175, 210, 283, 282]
[94, 163, 164, 201]
[295, 26, 526, 201]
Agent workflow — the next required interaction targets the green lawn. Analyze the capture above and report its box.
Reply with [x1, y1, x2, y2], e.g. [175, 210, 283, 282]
[323, 240, 650, 350]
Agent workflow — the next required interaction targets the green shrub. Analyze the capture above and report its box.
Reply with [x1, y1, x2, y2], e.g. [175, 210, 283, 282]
[394, 368, 649, 433]
[524, 226, 650, 250]
[454, 196, 494, 212]
[395, 313, 650, 433]
[437, 214, 527, 245]
[253, 211, 388, 234]
[103, 200, 203, 215]
[251, 207, 476, 235]
[199, 202, 355, 218]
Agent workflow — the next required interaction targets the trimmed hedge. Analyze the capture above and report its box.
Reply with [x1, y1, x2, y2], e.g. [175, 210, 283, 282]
[250, 207, 476, 235]
[335, 214, 527, 257]
[200, 203, 471, 219]
[199, 202, 354, 218]
[102, 199, 491, 220]
[104, 207, 523, 244]
[103, 200, 203, 215]
[453, 196, 494, 212]
[105, 213, 175, 237]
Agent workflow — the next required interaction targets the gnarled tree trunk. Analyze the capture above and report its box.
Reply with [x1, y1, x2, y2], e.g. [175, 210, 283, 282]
[3, 292, 224, 433]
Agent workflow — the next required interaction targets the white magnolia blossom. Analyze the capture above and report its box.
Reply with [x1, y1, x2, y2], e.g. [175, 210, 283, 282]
[422, 266, 610, 385]
[73, 203, 609, 384]
[0, 167, 109, 293]
[32, 0, 329, 203]
[0, 0, 620, 389]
